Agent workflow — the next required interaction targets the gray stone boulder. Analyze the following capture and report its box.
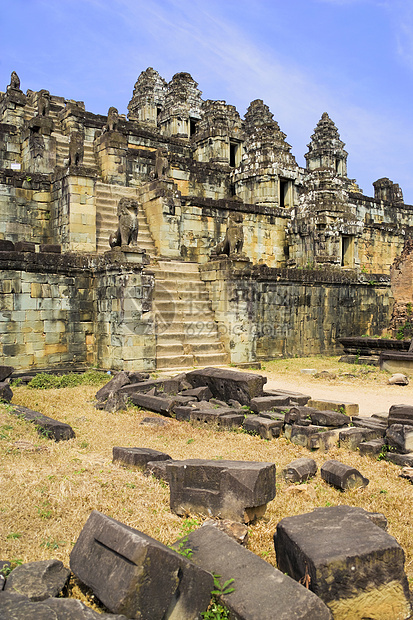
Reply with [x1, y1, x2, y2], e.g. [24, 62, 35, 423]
[95, 371, 130, 403]
[185, 367, 266, 405]
[0, 365, 14, 382]
[112, 446, 172, 470]
[242, 415, 283, 439]
[0, 381, 13, 403]
[173, 525, 332, 620]
[167, 459, 276, 523]
[388, 404, 413, 426]
[386, 424, 413, 454]
[4, 559, 70, 601]
[70, 510, 213, 619]
[11, 406, 75, 441]
[321, 460, 369, 490]
[0, 592, 128, 618]
[283, 458, 317, 483]
[274, 505, 411, 619]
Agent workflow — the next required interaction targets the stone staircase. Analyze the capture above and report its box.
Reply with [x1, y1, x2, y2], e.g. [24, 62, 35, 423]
[95, 182, 157, 255]
[150, 259, 229, 370]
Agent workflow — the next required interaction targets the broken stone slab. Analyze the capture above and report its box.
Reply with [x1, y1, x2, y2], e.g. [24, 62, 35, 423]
[219, 413, 245, 429]
[185, 367, 266, 405]
[351, 417, 387, 436]
[308, 428, 342, 451]
[274, 505, 411, 620]
[386, 424, 413, 454]
[358, 438, 387, 457]
[140, 416, 169, 427]
[126, 371, 150, 383]
[307, 398, 359, 416]
[388, 404, 413, 426]
[290, 424, 330, 448]
[112, 446, 171, 471]
[70, 510, 213, 619]
[167, 459, 276, 523]
[0, 366, 14, 382]
[388, 373, 409, 385]
[0, 381, 13, 403]
[264, 388, 311, 406]
[128, 393, 176, 416]
[99, 391, 128, 413]
[250, 395, 290, 412]
[173, 525, 332, 620]
[321, 460, 369, 490]
[145, 459, 179, 481]
[386, 452, 413, 467]
[4, 559, 70, 601]
[0, 592, 129, 618]
[119, 377, 181, 397]
[179, 386, 213, 400]
[11, 406, 75, 441]
[284, 406, 319, 425]
[95, 371, 130, 402]
[242, 415, 282, 439]
[202, 519, 249, 546]
[339, 427, 384, 451]
[308, 409, 349, 428]
[283, 458, 317, 483]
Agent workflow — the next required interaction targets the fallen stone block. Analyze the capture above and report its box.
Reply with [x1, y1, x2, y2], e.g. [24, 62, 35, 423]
[219, 413, 245, 428]
[386, 452, 413, 466]
[70, 510, 213, 619]
[185, 367, 266, 405]
[264, 388, 311, 406]
[0, 592, 128, 619]
[351, 417, 387, 436]
[101, 391, 128, 413]
[179, 386, 213, 401]
[339, 427, 383, 451]
[285, 406, 348, 427]
[290, 424, 330, 448]
[4, 559, 70, 601]
[202, 519, 249, 546]
[140, 416, 169, 427]
[128, 393, 176, 416]
[0, 240, 14, 251]
[0, 366, 14, 382]
[308, 428, 342, 451]
[307, 398, 359, 416]
[113, 446, 171, 470]
[283, 457, 317, 483]
[119, 377, 181, 397]
[388, 373, 409, 385]
[173, 406, 193, 421]
[358, 438, 386, 457]
[167, 459, 276, 523]
[95, 371, 130, 402]
[400, 467, 413, 483]
[250, 395, 290, 412]
[126, 371, 150, 383]
[274, 505, 411, 620]
[145, 459, 178, 481]
[321, 459, 369, 490]
[0, 381, 13, 403]
[386, 424, 413, 454]
[173, 525, 332, 620]
[388, 404, 413, 427]
[11, 406, 75, 441]
[242, 415, 282, 439]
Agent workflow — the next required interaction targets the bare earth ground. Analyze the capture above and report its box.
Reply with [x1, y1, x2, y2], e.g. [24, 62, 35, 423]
[0, 356, 412, 611]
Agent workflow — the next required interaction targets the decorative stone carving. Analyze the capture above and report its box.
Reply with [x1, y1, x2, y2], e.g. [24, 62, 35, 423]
[211, 212, 244, 257]
[105, 106, 119, 132]
[29, 132, 45, 158]
[154, 147, 169, 179]
[37, 90, 51, 117]
[9, 71, 20, 90]
[68, 131, 84, 166]
[373, 177, 404, 205]
[127, 67, 167, 124]
[109, 197, 139, 248]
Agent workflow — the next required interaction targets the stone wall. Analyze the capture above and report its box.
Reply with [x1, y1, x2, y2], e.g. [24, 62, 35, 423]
[200, 259, 392, 364]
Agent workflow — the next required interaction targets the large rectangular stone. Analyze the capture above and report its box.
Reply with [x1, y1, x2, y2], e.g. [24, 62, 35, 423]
[307, 398, 359, 416]
[11, 406, 75, 441]
[167, 459, 275, 523]
[185, 367, 266, 405]
[174, 525, 332, 620]
[275, 506, 411, 620]
[70, 510, 213, 619]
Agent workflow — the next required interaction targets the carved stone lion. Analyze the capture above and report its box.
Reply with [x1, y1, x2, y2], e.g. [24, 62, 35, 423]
[154, 148, 169, 179]
[212, 212, 244, 257]
[9, 71, 20, 90]
[68, 132, 84, 166]
[105, 107, 119, 132]
[109, 197, 139, 248]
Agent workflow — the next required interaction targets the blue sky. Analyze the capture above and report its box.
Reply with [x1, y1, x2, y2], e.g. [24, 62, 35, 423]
[1, 0, 412, 203]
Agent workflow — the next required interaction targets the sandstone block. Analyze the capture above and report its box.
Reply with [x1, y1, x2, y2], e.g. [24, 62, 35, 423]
[168, 459, 276, 522]
[174, 525, 332, 619]
[12, 406, 75, 441]
[185, 367, 266, 405]
[95, 371, 130, 402]
[0, 381, 13, 403]
[388, 404, 413, 427]
[70, 510, 213, 619]
[283, 457, 317, 483]
[359, 439, 386, 457]
[128, 393, 176, 416]
[0, 592, 128, 618]
[307, 398, 358, 416]
[112, 446, 171, 470]
[0, 365, 14, 381]
[242, 415, 282, 439]
[386, 424, 413, 454]
[321, 460, 369, 490]
[275, 506, 411, 620]
[4, 559, 70, 601]
[250, 395, 290, 412]
[308, 428, 342, 451]
[339, 427, 383, 450]
[386, 452, 413, 466]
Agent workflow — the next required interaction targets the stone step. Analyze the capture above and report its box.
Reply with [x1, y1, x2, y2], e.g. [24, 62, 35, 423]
[157, 341, 225, 356]
[154, 261, 200, 273]
[156, 352, 229, 369]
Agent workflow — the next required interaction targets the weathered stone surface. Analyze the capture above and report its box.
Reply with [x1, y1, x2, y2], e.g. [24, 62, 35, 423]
[39, 244, 62, 254]
[388, 373, 409, 385]
[101, 391, 128, 413]
[167, 459, 276, 522]
[339, 427, 383, 450]
[290, 424, 330, 448]
[11, 406, 75, 441]
[0, 561, 10, 591]
[283, 457, 317, 483]
[113, 446, 171, 470]
[242, 415, 282, 439]
[4, 559, 70, 601]
[95, 371, 130, 402]
[174, 525, 332, 620]
[386, 424, 413, 454]
[219, 413, 245, 428]
[0, 592, 128, 618]
[0, 366, 14, 382]
[128, 393, 176, 416]
[250, 395, 290, 412]
[321, 460, 369, 489]
[140, 416, 169, 427]
[185, 367, 266, 405]
[351, 416, 387, 436]
[70, 510, 213, 619]
[202, 519, 249, 546]
[119, 377, 182, 396]
[264, 389, 311, 406]
[386, 452, 413, 466]
[179, 386, 213, 401]
[0, 381, 13, 403]
[388, 404, 413, 427]
[308, 428, 342, 451]
[400, 467, 413, 483]
[15, 241, 36, 253]
[307, 398, 359, 416]
[275, 506, 411, 620]
[358, 438, 386, 457]
[0, 240, 14, 251]
[145, 459, 178, 481]
[285, 405, 347, 427]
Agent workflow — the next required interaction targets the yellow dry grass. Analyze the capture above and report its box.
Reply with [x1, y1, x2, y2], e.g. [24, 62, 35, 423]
[0, 361, 412, 609]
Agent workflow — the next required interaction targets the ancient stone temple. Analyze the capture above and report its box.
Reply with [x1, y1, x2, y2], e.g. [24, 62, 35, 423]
[0, 68, 410, 371]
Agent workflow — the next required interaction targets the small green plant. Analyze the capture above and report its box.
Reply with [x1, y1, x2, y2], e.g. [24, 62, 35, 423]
[28, 371, 108, 390]
[6, 532, 22, 540]
[361, 264, 368, 273]
[407, 303, 413, 316]
[0, 559, 23, 577]
[10, 378, 22, 387]
[202, 574, 234, 619]
[41, 538, 65, 550]
[377, 444, 396, 461]
[187, 438, 195, 444]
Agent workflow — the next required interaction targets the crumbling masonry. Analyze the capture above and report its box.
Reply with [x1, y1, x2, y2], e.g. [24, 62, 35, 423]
[0, 68, 410, 371]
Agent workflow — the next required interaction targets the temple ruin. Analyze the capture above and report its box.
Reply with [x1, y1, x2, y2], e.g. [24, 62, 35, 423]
[0, 68, 410, 371]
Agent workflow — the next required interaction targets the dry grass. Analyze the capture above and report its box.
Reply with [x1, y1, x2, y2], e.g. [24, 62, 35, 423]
[1, 363, 413, 609]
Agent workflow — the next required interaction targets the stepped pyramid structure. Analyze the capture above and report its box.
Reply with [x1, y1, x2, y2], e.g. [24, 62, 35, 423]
[0, 69, 410, 371]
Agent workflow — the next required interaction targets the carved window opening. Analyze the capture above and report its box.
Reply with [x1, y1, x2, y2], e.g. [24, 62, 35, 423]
[229, 141, 240, 167]
[189, 118, 197, 136]
[229, 183, 236, 197]
[341, 235, 354, 267]
[335, 158, 342, 175]
[279, 179, 292, 208]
